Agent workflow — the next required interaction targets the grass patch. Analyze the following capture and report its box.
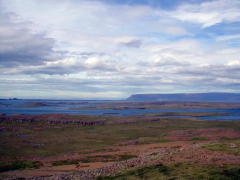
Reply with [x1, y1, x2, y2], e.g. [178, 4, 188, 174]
[190, 137, 209, 141]
[155, 139, 171, 143]
[52, 159, 79, 166]
[0, 160, 42, 172]
[1, 115, 240, 159]
[118, 154, 137, 161]
[220, 137, 239, 140]
[202, 142, 240, 155]
[138, 137, 171, 144]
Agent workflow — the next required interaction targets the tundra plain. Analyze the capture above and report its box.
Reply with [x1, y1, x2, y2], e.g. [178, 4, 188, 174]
[1, 101, 240, 179]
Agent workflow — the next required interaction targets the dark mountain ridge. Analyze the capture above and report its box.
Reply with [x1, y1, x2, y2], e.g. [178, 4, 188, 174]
[127, 93, 240, 102]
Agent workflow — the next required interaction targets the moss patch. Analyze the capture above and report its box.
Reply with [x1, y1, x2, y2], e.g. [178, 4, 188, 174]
[0, 160, 42, 172]
[202, 141, 240, 155]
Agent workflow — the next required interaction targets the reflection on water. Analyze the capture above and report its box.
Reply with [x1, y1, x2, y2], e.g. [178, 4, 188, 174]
[0, 99, 240, 120]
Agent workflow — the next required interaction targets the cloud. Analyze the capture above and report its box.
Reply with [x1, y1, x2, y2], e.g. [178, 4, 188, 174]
[117, 37, 142, 48]
[0, 11, 56, 67]
[11, 52, 121, 75]
[216, 34, 240, 41]
[1, 35, 240, 98]
[1, 0, 240, 98]
[120, 39, 142, 48]
[172, 0, 240, 28]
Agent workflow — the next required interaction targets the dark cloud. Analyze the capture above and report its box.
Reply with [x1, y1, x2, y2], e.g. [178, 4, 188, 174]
[177, 64, 240, 78]
[0, 11, 56, 67]
[23, 65, 82, 75]
[120, 39, 142, 48]
[18, 52, 120, 75]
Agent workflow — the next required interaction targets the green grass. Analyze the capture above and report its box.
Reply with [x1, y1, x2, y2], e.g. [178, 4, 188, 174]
[0, 160, 42, 172]
[52, 159, 79, 166]
[202, 141, 240, 155]
[1, 117, 240, 159]
[118, 155, 137, 161]
[190, 137, 209, 141]
[97, 163, 240, 180]
[138, 137, 171, 144]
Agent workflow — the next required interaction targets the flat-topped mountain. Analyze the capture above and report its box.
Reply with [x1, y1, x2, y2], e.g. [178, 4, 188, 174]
[127, 93, 240, 102]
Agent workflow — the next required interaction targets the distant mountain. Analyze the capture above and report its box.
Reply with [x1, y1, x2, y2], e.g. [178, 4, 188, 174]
[126, 93, 240, 102]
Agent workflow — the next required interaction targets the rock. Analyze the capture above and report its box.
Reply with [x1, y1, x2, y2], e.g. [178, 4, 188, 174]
[229, 143, 237, 148]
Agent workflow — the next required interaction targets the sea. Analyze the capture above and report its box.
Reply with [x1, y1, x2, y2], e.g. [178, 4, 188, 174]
[1, 99, 240, 121]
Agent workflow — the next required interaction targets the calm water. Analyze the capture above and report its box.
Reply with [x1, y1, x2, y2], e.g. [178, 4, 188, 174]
[1, 99, 240, 120]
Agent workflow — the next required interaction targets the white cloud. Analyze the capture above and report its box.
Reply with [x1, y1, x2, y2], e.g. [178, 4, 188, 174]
[172, 0, 240, 28]
[227, 60, 240, 66]
[216, 34, 240, 41]
[1, 0, 240, 98]
[1, 0, 190, 51]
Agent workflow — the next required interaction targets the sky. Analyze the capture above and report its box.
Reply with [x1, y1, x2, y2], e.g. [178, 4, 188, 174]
[0, 0, 240, 99]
